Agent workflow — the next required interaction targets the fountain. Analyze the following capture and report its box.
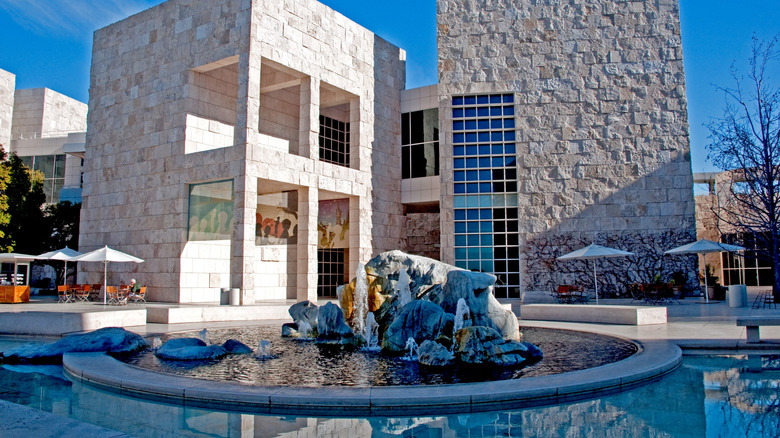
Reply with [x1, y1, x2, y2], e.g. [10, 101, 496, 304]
[151, 337, 162, 350]
[402, 337, 419, 361]
[24, 251, 670, 416]
[256, 340, 277, 360]
[197, 328, 208, 344]
[296, 320, 314, 339]
[397, 268, 412, 308]
[362, 312, 380, 351]
[453, 298, 471, 333]
[353, 263, 369, 336]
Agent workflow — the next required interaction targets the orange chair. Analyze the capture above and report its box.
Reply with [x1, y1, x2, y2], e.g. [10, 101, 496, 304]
[106, 286, 125, 305]
[57, 285, 73, 303]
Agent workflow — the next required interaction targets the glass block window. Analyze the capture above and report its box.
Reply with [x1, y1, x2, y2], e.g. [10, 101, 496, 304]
[19, 154, 66, 204]
[318, 248, 346, 298]
[452, 94, 520, 298]
[402, 108, 439, 178]
[319, 115, 350, 167]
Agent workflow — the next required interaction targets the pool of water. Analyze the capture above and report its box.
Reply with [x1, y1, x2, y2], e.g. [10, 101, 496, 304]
[0, 345, 778, 437]
[122, 326, 638, 386]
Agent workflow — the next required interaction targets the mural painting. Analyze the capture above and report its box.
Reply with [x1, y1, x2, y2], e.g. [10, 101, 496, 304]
[188, 180, 233, 241]
[318, 199, 349, 249]
[256, 191, 298, 245]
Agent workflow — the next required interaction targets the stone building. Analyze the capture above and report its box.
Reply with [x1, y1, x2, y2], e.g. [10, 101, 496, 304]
[81, 0, 696, 303]
[694, 172, 775, 288]
[0, 68, 87, 205]
[80, 0, 405, 303]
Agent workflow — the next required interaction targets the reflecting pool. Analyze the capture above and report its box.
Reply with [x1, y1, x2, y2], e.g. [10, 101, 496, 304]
[0, 343, 778, 437]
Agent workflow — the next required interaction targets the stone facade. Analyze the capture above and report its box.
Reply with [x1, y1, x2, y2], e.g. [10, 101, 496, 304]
[11, 88, 87, 139]
[0, 69, 15, 148]
[0, 69, 87, 205]
[404, 211, 441, 259]
[437, 0, 696, 293]
[81, 0, 405, 303]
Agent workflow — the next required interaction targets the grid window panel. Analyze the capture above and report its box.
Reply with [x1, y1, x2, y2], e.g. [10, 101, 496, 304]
[318, 248, 346, 298]
[319, 115, 350, 167]
[452, 93, 520, 299]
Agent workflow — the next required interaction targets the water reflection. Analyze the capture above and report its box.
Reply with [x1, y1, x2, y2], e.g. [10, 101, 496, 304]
[0, 354, 778, 437]
[123, 326, 637, 386]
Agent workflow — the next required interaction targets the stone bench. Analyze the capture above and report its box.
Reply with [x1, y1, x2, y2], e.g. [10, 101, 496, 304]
[736, 317, 780, 343]
[520, 304, 667, 325]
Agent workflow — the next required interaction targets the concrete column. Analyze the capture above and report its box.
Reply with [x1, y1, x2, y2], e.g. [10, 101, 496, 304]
[297, 186, 318, 302]
[299, 76, 320, 159]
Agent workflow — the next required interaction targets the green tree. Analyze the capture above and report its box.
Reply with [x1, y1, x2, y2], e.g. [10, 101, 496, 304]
[0, 151, 46, 254]
[0, 147, 11, 252]
[43, 201, 81, 251]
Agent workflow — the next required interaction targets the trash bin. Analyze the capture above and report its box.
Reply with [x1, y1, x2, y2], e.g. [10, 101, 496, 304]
[220, 288, 230, 305]
[229, 288, 240, 306]
[727, 284, 748, 308]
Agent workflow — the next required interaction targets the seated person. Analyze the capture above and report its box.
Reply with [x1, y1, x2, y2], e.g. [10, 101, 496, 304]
[128, 279, 142, 298]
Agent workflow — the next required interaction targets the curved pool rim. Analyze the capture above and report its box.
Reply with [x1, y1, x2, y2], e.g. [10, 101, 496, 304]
[62, 333, 682, 416]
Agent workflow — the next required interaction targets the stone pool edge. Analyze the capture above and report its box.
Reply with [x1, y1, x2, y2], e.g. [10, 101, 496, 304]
[62, 340, 681, 416]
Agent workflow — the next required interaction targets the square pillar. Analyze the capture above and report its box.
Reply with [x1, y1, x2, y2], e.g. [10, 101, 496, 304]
[230, 174, 257, 305]
[299, 76, 320, 159]
[297, 186, 318, 302]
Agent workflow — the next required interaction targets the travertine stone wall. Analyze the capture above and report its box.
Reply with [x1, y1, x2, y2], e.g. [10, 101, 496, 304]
[438, 0, 696, 292]
[11, 88, 86, 139]
[0, 69, 15, 147]
[404, 212, 441, 259]
[82, 0, 404, 302]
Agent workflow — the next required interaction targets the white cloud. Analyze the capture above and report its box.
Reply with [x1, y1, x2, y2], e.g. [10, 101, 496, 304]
[0, 0, 164, 37]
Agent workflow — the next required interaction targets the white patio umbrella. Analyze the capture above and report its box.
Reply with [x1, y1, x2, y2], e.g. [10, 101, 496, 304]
[0, 253, 37, 285]
[73, 246, 144, 305]
[34, 247, 82, 285]
[664, 239, 746, 303]
[557, 244, 635, 304]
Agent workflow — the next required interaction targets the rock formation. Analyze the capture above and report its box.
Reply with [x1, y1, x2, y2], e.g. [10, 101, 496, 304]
[0, 327, 148, 364]
[285, 250, 542, 367]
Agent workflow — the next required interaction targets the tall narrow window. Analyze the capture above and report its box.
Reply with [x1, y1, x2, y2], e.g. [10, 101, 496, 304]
[401, 108, 439, 179]
[319, 115, 350, 167]
[452, 94, 520, 298]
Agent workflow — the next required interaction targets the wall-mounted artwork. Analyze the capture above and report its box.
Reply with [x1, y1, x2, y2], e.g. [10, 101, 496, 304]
[188, 180, 234, 241]
[318, 199, 349, 249]
[256, 191, 298, 246]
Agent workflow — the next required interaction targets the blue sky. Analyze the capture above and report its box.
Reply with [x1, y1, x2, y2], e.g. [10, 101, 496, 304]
[0, 0, 777, 174]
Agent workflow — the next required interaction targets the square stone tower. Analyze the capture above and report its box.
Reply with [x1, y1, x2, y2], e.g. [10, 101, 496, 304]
[437, 0, 696, 296]
[81, 0, 406, 303]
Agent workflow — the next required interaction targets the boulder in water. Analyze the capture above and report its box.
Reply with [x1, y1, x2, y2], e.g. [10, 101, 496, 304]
[155, 338, 227, 361]
[221, 339, 253, 354]
[382, 300, 454, 353]
[316, 302, 363, 348]
[428, 270, 521, 341]
[417, 340, 455, 367]
[1, 327, 148, 364]
[454, 326, 541, 366]
[288, 300, 319, 330]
